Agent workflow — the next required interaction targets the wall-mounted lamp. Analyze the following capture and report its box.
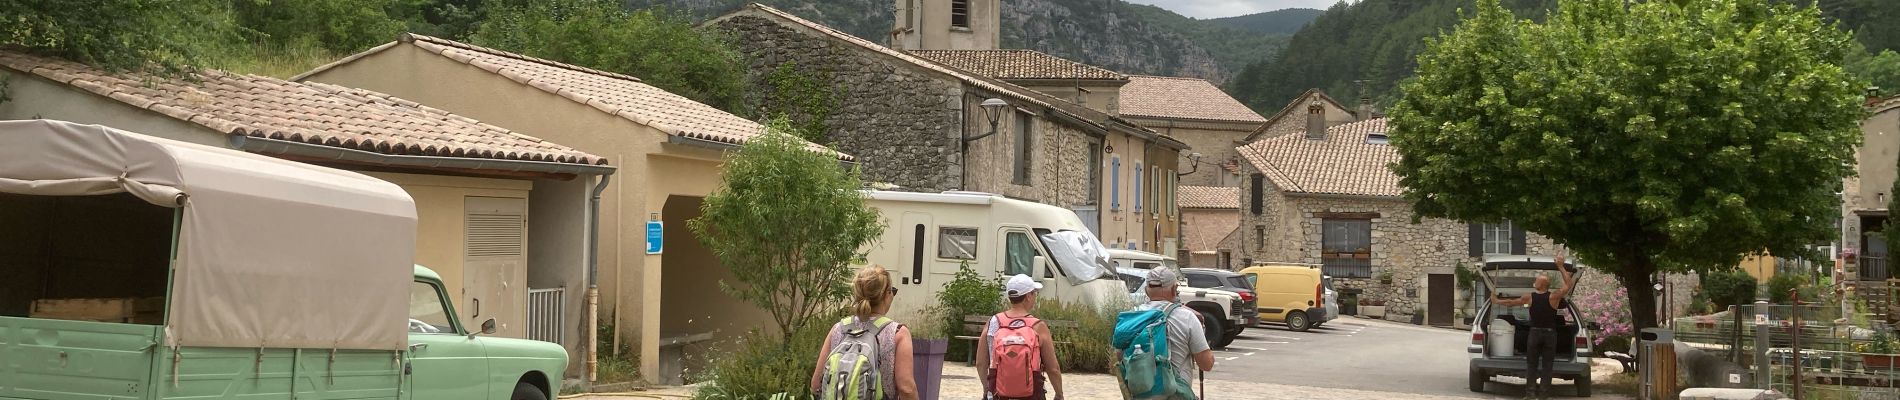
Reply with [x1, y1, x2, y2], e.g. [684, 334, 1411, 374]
[1177, 152, 1204, 177]
[964, 98, 1010, 143]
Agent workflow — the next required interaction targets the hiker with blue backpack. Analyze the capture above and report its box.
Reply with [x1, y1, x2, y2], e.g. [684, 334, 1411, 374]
[1113, 267, 1214, 400]
[811, 266, 918, 400]
[976, 274, 1065, 400]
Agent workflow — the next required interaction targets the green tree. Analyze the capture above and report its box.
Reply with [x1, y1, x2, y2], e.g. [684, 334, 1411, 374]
[755, 62, 837, 144]
[0, 0, 239, 74]
[1847, 48, 1900, 96]
[688, 118, 883, 341]
[472, 0, 749, 113]
[1389, 0, 1864, 332]
[232, 0, 416, 54]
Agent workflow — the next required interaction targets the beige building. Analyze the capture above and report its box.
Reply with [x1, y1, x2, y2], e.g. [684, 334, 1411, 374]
[714, 4, 1189, 255]
[1119, 76, 1267, 187]
[1848, 97, 1899, 282]
[1179, 185, 1240, 268]
[891, 0, 1000, 50]
[1235, 113, 1555, 325]
[910, 49, 1128, 115]
[1241, 89, 1360, 144]
[0, 50, 612, 374]
[293, 34, 850, 384]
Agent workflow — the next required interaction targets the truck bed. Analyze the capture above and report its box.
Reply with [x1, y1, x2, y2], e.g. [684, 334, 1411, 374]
[0, 316, 402, 400]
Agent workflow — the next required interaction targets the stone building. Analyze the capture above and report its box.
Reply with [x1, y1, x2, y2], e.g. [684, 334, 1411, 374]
[1119, 76, 1267, 187]
[1235, 111, 1554, 326]
[891, 0, 1000, 51]
[1179, 185, 1240, 268]
[1846, 97, 1898, 283]
[711, 4, 1191, 254]
[1241, 89, 1359, 143]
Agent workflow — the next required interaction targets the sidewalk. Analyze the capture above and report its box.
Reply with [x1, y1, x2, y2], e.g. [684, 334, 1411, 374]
[938, 364, 1500, 400]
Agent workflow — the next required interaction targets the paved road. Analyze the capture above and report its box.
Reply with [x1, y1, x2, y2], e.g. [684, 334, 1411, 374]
[1207, 317, 1617, 399]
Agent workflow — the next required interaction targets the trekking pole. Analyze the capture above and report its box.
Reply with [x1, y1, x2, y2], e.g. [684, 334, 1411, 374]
[1199, 370, 1205, 400]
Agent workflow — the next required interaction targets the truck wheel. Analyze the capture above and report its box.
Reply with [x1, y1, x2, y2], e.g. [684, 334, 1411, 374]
[513, 382, 548, 400]
[1574, 374, 1592, 397]
[1468, 367, 1486, 393]
[1286, 311, 1311, 332]
[1200, 312, 1227, 349]
[1216, 328, 1240, 348]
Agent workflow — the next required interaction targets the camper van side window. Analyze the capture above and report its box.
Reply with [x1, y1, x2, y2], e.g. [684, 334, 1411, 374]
[1005, 232, 1037, 276]
[939, 227, 978, 259]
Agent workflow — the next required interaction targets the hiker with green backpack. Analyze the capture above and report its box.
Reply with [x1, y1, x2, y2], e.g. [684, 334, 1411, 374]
[1113, 267, 1215, 400]
[811, 266, 918, 400]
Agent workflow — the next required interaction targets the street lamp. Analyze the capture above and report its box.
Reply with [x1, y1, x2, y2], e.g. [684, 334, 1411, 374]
[965, 98, 1009, 143]
[1176, 152, 1204, 177]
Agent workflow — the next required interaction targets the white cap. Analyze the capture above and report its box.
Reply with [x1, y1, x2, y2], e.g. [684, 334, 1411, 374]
[1005, 274, 1042, 298]
[1145, 267, 1179, 288]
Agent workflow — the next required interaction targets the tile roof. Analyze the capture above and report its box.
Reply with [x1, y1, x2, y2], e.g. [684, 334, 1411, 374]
[908, 50, 1126, 81]
[1178, 185, 1239, 209]
[713, 4, 1188, 150]
[1183, 209, 1240, 253]
[0, 50, 605, 166]
[1242, 89, 1351, 142]
[1120, 76, 1266, 124]
[1237, 118, 1400, 197]
[300, 33, 850, 161]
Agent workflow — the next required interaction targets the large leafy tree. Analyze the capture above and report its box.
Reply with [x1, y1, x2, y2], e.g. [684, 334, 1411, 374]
[689, 119, 883, 340]
[1389, 0, 1864, 331]
[0, 0, 239, 74]
[471, 0, 749, 113]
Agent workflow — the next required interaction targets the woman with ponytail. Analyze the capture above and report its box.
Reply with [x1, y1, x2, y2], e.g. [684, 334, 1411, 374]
[810, 266, 917, 400]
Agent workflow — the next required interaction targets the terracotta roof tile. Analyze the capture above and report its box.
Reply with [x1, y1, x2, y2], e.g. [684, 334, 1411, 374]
[1179, 185, 1239, 209]
[1237, 118, 1399, 197]
[387, 34, 850, 161]
[1120, 76, 1265, 123]
[1183, 210, 1239, 253]
[0, 50, 604, 166]
[908, 50, 1125, 81]
[1242, 89, 1351, 142]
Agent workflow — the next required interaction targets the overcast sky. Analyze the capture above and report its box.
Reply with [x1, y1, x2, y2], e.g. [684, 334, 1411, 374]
[1123, 0, 1350, 19]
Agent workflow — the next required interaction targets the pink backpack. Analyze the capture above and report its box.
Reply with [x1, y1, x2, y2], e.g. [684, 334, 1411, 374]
[990, 313, 1044, 398]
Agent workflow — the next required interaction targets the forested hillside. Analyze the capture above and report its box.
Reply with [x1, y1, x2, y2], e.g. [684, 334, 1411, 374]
[1208, 8, 1324, 35]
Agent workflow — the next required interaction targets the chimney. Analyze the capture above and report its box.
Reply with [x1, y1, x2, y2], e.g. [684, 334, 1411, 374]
[1305, 100, 1326, 140]
[1358, 95, 1374, 121]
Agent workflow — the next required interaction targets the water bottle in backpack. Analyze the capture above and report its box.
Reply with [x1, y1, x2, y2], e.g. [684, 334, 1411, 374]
[821, 316, 893, 400]
[989, 314, 1044, 398]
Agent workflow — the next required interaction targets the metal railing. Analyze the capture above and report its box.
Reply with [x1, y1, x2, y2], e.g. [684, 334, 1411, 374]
[1862, 256, 1890, 282]
[527, 288, 565, 345]
[1672, 304, 1900, 398]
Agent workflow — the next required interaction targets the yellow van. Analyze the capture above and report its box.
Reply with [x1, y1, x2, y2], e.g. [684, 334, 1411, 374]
[1237, 263, 1332, 331]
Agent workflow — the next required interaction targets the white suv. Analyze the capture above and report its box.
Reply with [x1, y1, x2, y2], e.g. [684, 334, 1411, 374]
[1111, 266, 1250, 349]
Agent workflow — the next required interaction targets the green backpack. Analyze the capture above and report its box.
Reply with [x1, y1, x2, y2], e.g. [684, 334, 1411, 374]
[820, 316, 893, 400]
[1112, 304, 1196, 400]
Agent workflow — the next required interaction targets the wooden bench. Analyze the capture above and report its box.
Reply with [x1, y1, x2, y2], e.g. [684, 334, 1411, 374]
[952, 314, 1079, 365]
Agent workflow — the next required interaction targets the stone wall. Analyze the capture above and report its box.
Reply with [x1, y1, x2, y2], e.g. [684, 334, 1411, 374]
[961, 91, 1094, 209]
[718, 15, 966, 192]
[1131, 118, 1257, 187]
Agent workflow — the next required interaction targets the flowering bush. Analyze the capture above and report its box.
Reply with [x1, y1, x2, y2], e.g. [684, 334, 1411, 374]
[1575, 284, 1633, 346]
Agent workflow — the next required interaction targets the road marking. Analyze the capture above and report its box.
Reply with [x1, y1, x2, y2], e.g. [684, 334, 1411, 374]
[1259, 341, 1289, 344]
[1259, 335, 1303, 341]
[1221, 356, 1239, 361]
[1224, 346, 1268, 351]
[1243, 352, 1255, 356]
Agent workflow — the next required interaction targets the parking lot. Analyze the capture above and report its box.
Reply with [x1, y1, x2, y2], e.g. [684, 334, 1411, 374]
[1208, 317, 1628, 399]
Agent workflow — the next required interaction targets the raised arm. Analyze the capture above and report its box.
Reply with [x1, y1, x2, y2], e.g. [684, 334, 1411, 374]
[1492, 293, 1531, 307]
[1552, 250, 1577, 303]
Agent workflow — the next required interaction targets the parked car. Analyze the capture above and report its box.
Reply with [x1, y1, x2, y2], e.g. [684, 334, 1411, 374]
[1320, 275, 1339, 328]
[1113, 266, 1251, 348]
[1237, 263, 1331, 331]
[0, 120, 566, 400]
[1106, 248, 1177, 271]
[1468, 255, 1594, 396]
[1179, 268, 1260, 342]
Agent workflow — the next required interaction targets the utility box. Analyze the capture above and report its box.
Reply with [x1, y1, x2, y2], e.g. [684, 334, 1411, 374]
[1642, 327, 1680, 400]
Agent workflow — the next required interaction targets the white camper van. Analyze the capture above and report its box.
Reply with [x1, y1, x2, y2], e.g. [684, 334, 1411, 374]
[862, 191, 1131, 322]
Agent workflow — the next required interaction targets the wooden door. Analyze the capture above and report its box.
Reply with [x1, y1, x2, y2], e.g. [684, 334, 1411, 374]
[1428, 273, 1454, 326]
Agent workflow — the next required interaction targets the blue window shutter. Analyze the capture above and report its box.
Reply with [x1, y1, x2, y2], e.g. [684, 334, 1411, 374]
[1135, 162, 1143, 212]
[1111, 157, 1121, 210]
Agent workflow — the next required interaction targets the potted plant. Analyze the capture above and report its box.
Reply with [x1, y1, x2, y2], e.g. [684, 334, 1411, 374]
[1361, 298, 1387, 319]
[1854, 329, 1900, 370]
[910, 313, 950, 400]
[1378, 270, 1395, 285]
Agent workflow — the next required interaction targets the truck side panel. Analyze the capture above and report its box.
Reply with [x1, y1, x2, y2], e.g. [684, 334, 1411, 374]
[155, 347, 398, 400]
[0, 316, 159, 400]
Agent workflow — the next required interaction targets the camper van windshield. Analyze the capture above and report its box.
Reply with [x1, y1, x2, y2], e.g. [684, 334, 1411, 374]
[1035, 229, 1112, 282]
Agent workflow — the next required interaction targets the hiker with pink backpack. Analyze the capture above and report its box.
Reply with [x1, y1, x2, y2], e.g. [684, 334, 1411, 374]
[976, 274, 1066, 400]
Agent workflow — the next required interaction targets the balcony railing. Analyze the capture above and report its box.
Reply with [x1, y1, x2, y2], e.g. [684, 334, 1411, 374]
[1860, 255, 1889, 281]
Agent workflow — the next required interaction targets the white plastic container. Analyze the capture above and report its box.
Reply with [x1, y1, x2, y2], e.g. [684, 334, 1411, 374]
[1488, 319, 1516, 357]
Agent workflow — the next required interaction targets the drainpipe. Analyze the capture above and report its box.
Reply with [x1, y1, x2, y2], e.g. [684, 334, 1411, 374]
[586, 174, 611, 385]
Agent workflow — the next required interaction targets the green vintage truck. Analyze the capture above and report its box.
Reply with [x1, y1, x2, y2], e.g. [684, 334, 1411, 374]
[0, 120, 566, 400]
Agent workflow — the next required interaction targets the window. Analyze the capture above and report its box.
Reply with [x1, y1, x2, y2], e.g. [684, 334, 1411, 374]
[1249, 173, 1264, 214]
[903, 0, 915, 29]
[951, 0, 970, 28]
[1088, 140, 1102, 205]
[1244, 274, 1258, 288]
[1118, 273, 1144, 292]
[1186, 274, 1222, 289]
[911, 224, 925, 280]
[1254, 225, 1265, 252]
[939, 227, 978, 259]
[1133, 261, 1161, 270]
[1483, 222, 1513, 255]
[1005, 231, 1038, 276]
[1111, 156, 1121, 211]
[1014, 111, 1032, 184]
[408, 281, 455, 334]
[1149, 166, 1160, 217]
[1219, 251, 1232, 269]
[1366, 133, 1390, 145]
[1134, 162, 1144, 213]
[1321, 219, 1373, 278]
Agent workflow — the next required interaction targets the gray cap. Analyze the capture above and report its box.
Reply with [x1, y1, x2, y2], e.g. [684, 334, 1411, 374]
[1145, 267, 1179, 288]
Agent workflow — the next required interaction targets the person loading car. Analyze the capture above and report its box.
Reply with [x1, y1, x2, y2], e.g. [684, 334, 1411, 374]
[1487, 250, 1575, 400]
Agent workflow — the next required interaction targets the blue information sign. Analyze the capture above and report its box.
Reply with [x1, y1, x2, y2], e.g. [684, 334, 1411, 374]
[645, 220, 663, 254]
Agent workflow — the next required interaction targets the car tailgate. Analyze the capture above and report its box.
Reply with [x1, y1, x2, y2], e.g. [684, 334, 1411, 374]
[0, 316, 159, 400]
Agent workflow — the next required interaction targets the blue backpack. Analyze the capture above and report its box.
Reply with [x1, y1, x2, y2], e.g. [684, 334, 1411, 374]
[1112, 303, 1196, 400]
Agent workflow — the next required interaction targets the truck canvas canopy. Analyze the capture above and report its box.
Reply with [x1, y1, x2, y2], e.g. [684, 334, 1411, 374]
[0, 120, 417, 351]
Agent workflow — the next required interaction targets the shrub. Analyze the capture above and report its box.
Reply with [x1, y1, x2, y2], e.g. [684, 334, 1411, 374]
[1699, 270, 1758, 311]
[694, 310, 842, 400]
[1767, 274, 1808, 304]
[1575, 283, 1632, 346]
[1029, 300, 1117, 373]
[933, 262, 1005, 362]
